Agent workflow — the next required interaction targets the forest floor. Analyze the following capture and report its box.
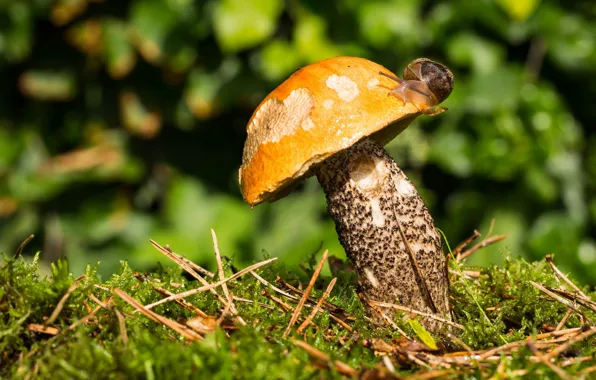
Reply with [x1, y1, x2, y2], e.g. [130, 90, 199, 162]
[1, 230, 595, 379]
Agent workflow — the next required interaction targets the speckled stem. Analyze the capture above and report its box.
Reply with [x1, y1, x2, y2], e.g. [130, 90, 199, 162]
[315, 138, 450, 332]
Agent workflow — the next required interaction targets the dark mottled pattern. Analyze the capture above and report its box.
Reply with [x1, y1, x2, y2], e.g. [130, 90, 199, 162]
[316, 138, 450, 331]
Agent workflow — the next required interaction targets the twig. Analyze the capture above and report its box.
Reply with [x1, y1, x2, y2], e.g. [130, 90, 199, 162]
[403, 369, 456, 380]
[232, 296, 275, 310]
[453, 230, 481, 257]
[527, 339, 570, 380]
[28, 324, 59, 335]
[259, 290, 318, 330]
[542, 327, 596, 361]
[404, 352, 433, 369]
[561, 356, 593, 366]
[271, 279, 358, 331]
[530, 282, 588, 322]
[293, 340, 357, 377]
[93, 284, 110, 292]
[144, 257, 277, 310]
[366, 298, 411, 339]
[262, 290, 294, 313]
[449, 269, 483, 279]
[69, 295, 113, 330]
[212, 229, 231, 302]
[69, 305, 101, 330]
[153, 286, 209, 318]
[297, 277, 337, 334]
[15, 234, 35, 257]
[88, 293, 110, 309]
[251, 271, 298, 300]
[115, 310, 129, 346]
[446, 333, 473, 353]
[113, 288, 203, 341]
[276, 278, 339, 312]
[151, 239, 246, 325]
[536, 327, 581, 340]
[381, 356, 396, 374]
[45, 275, 85, 325]
[555, 310, 572, 331]
[457, 234, 508, 262]
[477, 341, 523, 361]
[510, 370, 529, 377]
[283, 250, 328, 338]
[476, 336, 573, 361]
[546, 255, 588, 298]
[150, 239, 214, 278]
[211, 229, 238, 322]
[544, 286, 596, 314]
[369, 300, 464, 330]
[581, 365, 596, 375]
[217, 292, 234, 326]
[329, 314, 354, 332]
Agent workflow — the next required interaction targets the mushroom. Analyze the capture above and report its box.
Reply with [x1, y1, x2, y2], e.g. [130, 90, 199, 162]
[239, 56, 454, 331]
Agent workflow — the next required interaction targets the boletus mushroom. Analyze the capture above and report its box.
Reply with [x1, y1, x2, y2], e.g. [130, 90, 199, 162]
[239, 56, 454, 331]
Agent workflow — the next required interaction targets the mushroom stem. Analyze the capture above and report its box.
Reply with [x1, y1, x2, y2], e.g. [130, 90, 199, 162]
[315, 138, 450, 331]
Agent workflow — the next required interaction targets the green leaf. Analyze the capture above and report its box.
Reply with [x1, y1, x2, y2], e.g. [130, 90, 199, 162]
[447, 33, 505, 73]
[524, 165, 558, 203]
[469, 209, 527, 267]
[103, 19, 136, 79]
[130, 0, 180, 63]
[496, 0, 540, 21]
[464, 67, 522, 114]
[18, 70, 76, 101]
[212, 0, 283, 53]
[184, 70, 222, 120]
[294, 11, 342, 63]
[357, 0, 422, 49]
[164, 176, 215, 237]
[0, 3, 33, 62]
[256, 39, 302, 81]
[547, 152, 586, 224]
[408, 319, 438, 350]
[528, 212, 581, 259]
[429, 129, 473, 177]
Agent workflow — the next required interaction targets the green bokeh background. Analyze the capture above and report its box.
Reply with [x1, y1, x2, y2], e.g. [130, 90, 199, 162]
[0, 0, 594, 284]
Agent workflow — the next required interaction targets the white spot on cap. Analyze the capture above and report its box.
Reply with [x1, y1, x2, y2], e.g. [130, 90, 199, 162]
[301, 117, 315, 131]
[242, 88, 315, 167]
[323, 99, 334, 109]
[367, 78, 380, 89]
[326, 75, 359, 102]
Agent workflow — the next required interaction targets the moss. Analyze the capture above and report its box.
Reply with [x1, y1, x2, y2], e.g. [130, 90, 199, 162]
[450, 257, 589, 349]
[1, 252, 594, 379]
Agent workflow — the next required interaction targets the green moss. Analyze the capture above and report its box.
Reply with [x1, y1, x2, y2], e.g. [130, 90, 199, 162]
[1, 252, 594, 379]
[450, 256, 590, 349]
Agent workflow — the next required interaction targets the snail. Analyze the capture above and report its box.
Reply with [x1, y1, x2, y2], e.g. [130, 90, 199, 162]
[380, 58, 454, 114]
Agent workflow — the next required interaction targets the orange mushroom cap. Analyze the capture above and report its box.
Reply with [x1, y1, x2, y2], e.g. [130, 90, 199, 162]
[239, 56, 432, 206]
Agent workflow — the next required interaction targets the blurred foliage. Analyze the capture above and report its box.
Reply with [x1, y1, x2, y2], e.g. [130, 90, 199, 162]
[0, 0, 595, 284]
